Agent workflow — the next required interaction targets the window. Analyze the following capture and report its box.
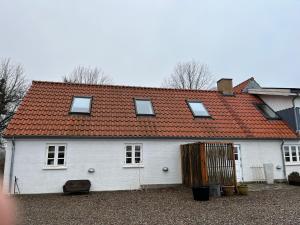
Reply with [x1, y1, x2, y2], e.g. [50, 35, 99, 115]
[256, 103, 279, 119]
[46, 144, 66, 168]
[70, 96, 92, 114]
[134, 99, 155, 115]
[187, 101, 210, 117]
[125, 144, 143, 166]
[284, 145, 300, 164]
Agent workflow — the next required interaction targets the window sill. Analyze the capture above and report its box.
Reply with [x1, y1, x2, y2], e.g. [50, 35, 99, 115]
[285, 163, 300, 166]
[123, 164, 144, 168]
[43, 166, 67, 170]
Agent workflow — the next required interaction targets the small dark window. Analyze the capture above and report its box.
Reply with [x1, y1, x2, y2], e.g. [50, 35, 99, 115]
[135, 99, 155, 115]
[256, 103, 279, 119]
[187, 101, 210, 117]
[70, 97, 92, 114]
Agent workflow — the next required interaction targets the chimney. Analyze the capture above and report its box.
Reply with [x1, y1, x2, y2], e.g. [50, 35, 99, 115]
[217, 78, 233, 95]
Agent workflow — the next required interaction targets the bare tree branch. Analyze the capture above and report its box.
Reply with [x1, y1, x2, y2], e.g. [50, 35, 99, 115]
[163, 60, 214, 90]
[0, 58, 28, 146]
[62, 66, 112, 85]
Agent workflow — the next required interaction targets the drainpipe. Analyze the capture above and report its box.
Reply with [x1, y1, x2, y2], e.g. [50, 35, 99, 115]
[8, 137, 15, 194]
[281, 140, 287, 180]
[292, 93, 300, 133]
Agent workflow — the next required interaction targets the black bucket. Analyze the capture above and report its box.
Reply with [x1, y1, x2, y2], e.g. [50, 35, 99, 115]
[192, 186, 209, 201]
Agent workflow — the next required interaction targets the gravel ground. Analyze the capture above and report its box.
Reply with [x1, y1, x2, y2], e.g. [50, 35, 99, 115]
[15, 185, 300, 225]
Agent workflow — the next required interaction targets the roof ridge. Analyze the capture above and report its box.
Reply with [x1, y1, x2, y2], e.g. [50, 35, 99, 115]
[32, 80, 219, 93]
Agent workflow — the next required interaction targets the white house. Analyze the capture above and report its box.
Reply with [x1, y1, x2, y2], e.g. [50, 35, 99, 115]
[234, 78, 300, 178]
[3, 79, 299, 194]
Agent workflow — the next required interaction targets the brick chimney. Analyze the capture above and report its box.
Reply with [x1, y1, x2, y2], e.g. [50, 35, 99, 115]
[217, 78, 233, 95]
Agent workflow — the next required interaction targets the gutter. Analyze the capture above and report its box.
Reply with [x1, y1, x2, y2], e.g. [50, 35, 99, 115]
[8, 137, 16, 194]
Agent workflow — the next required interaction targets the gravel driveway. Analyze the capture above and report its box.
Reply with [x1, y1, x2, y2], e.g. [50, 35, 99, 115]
[16, 185, 300, 225]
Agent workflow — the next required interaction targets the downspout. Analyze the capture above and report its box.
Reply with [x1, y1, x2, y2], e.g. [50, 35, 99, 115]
[8, 137, 15, 194]
[281, 140, 287, 180]
[292, 93, 300, 133]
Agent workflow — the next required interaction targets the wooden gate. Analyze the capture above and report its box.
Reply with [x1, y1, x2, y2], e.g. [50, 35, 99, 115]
[181, 142, 237, 188]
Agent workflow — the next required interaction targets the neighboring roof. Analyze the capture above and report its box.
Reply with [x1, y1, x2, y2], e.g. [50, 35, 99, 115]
[4, 81, 298, 139]
[233, 77, 261, 93]
[248, 88, 300, 96]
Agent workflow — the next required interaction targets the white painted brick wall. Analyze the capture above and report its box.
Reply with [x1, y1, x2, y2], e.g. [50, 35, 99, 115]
[3, 138, 291, 194]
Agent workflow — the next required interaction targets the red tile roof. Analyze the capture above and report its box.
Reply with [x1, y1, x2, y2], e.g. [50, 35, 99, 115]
[233, 77, 254, 93]
[4, 81, 298, 139]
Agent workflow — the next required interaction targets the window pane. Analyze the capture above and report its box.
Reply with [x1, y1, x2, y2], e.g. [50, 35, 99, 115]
[58, 146, 65, 152]
[298, 147, 300, 161]
[135, 145, 141, 151]
[58, 152, 65, 158]
[48, 152, 55, 158]
[48, 146, 55, 152]
[135, 100, 154, 115]
[284, 150, 289, 157]
[257, 104, 279, 119]
[286, 157, 290, 162]
[135, 157, 141, 163]
[188, 102, 210, 117]
[291, 146, 297, 162]
[126, 158, 132, 164]
[126, 151, 132, 157]
[57, 159, 64, 165]
[70, 97, 91, 113]
[47, 159, 54, 165]
[135, 151, 141, 157]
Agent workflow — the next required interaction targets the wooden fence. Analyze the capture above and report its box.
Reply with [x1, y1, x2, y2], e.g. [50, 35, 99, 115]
[181, 142, 237, 188]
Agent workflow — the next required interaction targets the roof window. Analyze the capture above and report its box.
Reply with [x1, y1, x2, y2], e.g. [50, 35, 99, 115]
[70, 96, 92, 114]
[135, 99, 155, 116]
[187, 101, 210, 117]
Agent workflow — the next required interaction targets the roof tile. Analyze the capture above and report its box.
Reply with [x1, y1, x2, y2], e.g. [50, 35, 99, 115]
[4, 81, 298, 139]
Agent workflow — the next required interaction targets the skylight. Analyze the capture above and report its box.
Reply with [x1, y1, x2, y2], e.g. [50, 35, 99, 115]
[135, 99, 155, 115]
[187, 101, 210, 117]
[256, 103, 279, 119]
[70, 96, 92, 114]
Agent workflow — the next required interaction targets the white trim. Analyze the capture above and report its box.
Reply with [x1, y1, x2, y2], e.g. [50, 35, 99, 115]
[122, 165, 144, 168]
[124, 143, 143, 167]
[283, 145, 300, 165]
[42, 166, 67, 170]
[44, 143, 67, 169]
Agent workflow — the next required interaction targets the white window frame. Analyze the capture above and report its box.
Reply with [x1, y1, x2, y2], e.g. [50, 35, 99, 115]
[123, 143, 144, 168]
[283, 145, 300, 165]
[44, 144, 67, 169]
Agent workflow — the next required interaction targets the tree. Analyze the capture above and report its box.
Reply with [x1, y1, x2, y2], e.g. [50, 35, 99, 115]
[163, 60, 214, 90]
[0, 58, 28, 146]
[63, 66, 112, 85]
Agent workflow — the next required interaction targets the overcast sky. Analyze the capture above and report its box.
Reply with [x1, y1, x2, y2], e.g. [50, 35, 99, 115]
[0, 0, 299, 88]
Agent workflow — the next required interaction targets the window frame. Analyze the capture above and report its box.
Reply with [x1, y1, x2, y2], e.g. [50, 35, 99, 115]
[186, 100, 211, 118]
[255, 103, 280, 120]
[44, 144, 67, 169]
[134, 98, 155, 116]
[69, 96, 93, 115]
[283, 145, 300, 165]
[123, 143, 144, 168]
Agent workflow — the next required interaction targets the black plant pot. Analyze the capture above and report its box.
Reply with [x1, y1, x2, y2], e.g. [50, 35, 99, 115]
[192, 186, 209, 201]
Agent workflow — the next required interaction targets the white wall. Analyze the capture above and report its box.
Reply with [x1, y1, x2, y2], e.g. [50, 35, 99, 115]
[3, 138, 287, 194]
[260, 95, 293, 112]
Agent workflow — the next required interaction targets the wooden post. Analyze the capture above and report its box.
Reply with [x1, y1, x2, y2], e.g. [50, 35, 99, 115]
[200, 143, 208, 186]
[189, 144, 193, 187]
